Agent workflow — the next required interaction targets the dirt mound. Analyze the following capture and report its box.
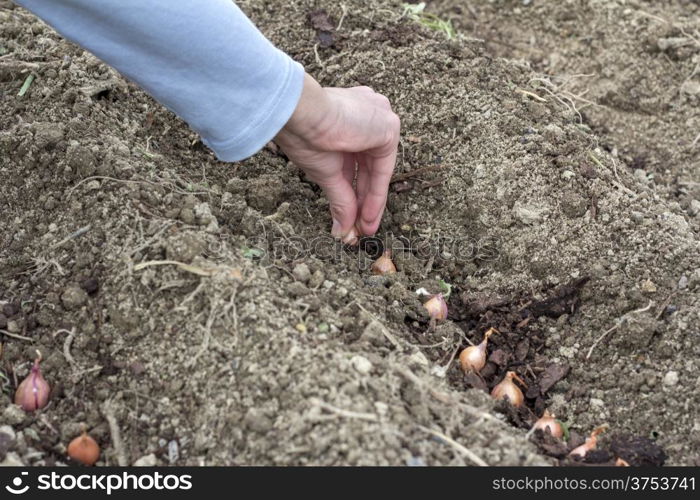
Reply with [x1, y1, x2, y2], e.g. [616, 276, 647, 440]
[429, 0, 700, 229]
[1, 0, 698, 465]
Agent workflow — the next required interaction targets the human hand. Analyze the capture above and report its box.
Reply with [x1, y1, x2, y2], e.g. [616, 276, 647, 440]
[274, 73, 400, 245]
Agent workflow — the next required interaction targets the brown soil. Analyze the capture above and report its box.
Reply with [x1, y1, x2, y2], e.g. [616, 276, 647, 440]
[0, 0, 698, 466]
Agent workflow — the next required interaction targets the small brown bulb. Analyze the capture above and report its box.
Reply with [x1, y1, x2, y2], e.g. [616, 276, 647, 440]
[459, 327, 497, 373]
[532, 410, 564, 439]
[371, 250, 396, 275]
[569, 425, 607, 460]
[67, 431, 100, 466]
[491, 371, 526, 407]
[424, 293, 448, 321]
[14, 352, 50, 412]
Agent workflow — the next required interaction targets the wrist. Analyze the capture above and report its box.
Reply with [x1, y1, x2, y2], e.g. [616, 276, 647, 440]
[276, 73, 334, 147]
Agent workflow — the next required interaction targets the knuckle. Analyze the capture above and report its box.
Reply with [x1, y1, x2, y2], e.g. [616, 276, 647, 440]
[388, 111, 401, 132]
[377, 94, 391, 108]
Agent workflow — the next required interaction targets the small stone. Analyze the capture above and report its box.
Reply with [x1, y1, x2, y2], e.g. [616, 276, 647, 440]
[243, 408, 273, 433]
[308, 270, 325, 289]
[81, 277, 99, 295]
[35, 309, 53, 327]
[0, 425, 16, 460]
[0, 452, 23, 466]
[408, 350, 430, 369]
[630, 211, 644, 223]
[681, 80, 700, 95]
[292, 263, 311, 283]
[543, 123, 564, 142]
[0, 426, 16, 442]
[406, 456, 426, 467]
[359, 320, 389, 347]
[129, 362, 146, 376]
[589, 398, 605, 408]
[374, 402, 388, 416]
[561, 193, 588, 218]
[641, 279, 657, 293]
[61, 285, 88, 310]
[33, 122, 65, 150]
[689, 269, 700, 290]
[633, 169, 649, 184]
[165, 231, 205, 263]
[6, 320, 20, 334]
[513, 201, 546, 225]
[663, 371, 679, 387]
[350, 355, 372, 375]
[678, 276, 688, 290]
[2, 405, 25, 426]
[167, 440, 179, 464]
[194, 202, 219, 233]
[658, 37, 688, 52]
[0, 424, 16, 459]
[2, 303, 19, 317]
[44, 197, 57, 210]
[133, 453, 158, 467]
[179, 207, 195, 224]
[688, 200, 700, 217]
[288, 282, 310, 298]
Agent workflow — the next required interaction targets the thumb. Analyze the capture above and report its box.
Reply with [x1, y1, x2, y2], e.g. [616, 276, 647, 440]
[318, 172, 359, 245]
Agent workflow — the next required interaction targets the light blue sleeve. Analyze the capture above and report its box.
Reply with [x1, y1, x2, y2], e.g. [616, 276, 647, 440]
[15, 0, 305, 162]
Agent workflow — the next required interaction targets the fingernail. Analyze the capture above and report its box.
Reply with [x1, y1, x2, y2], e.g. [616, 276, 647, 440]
[331, 219, 342, 238]
[342, 226, 359, 246]
[360, 217, 377, 236]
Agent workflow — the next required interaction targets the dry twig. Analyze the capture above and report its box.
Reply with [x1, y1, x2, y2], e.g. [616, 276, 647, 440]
[102, 400, 128, 466]
[586, 301, 654, 360]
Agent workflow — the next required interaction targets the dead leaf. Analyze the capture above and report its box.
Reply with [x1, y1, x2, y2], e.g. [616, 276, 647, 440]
[307, 9, 336, 48]
[528, 277, 589, 318]
[488, 349, 509, 367]
[307, 9, 335, 31]
[317, 31, 334, 48]
[539, 362, 570, 394]
[515, 339, 530, 361]
[463, 372, 488, 392]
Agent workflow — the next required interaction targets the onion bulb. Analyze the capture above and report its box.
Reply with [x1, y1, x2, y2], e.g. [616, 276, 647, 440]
[67, 430, 100, 466]
[371, 250, 396, 275]
[424, 293, 448, 321]
[459, 327, 498, 373]
[532, 410, 564, 439]
[491, 371, 526, 407]
[569, 425, 607, 460]
[14, 351, 50, 412]
[615, 457, 630, 467]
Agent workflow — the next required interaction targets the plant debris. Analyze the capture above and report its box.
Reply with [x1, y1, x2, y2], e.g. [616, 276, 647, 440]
[610, 434, 668, 467]
[526, 277, 590, 319]
[307, 9, 336, 48]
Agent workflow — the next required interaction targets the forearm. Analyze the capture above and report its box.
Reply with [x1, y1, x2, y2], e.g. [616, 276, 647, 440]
[16, 0, 304, 161]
